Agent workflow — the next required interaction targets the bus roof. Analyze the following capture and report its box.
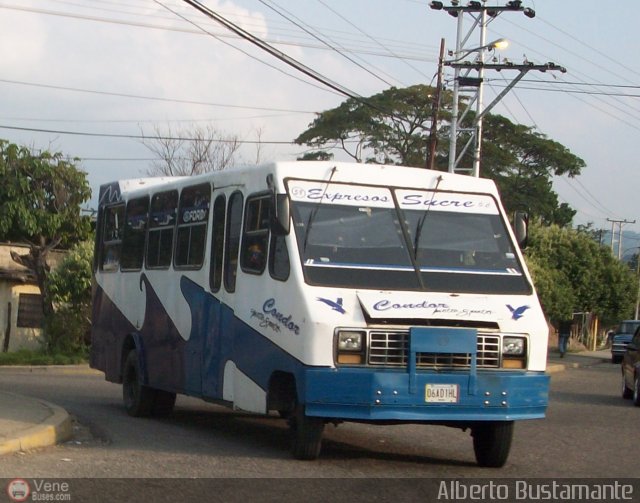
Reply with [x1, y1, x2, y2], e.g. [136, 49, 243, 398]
[98, 161, 500, 205]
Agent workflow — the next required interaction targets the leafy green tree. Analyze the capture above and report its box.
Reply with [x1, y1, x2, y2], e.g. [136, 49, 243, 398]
[46, 240, 94, 353]
[524, 254, 575, 322]
[295, 85, 585, 226]
[297, 151, 334, 161]
[525, 222, 636, 325]
[476, 115, 584, 226]
[48, 240, 93, 308]
[295, 85, 449, 166]
[0, 141, 92, 323]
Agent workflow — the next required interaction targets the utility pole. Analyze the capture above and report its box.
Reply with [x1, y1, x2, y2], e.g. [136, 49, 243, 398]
[427, 38, 446, 170]
[606, 218, 636, 259]
[429, 0, 566, 177]
[622, 246, 640, 320]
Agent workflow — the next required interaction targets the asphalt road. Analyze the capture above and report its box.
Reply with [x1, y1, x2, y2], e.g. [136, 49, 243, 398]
[0, 360, 636, 481]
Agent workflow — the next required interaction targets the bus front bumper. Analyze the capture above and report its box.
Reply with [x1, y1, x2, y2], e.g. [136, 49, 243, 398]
[303, 368, 549, 422]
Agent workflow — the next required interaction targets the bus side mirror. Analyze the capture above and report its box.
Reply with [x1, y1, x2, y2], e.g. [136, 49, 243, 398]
[271, 193, 290, 235]
[513, 211, 528, 249]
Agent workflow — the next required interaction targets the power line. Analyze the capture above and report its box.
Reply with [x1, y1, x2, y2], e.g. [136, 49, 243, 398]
[314, 0, 432, 81]
[556, 176, 620, 221]
[172, 0, 409, 121]
[256, 0, 400, 88]
[0, 78, 315, 114]
[537, 16, 640, 82]
[518, 79, 640, 90]
[171, 0, 363, 101]
[494, 17, 640, 125]
[0, 3, 437, 62]
[0, 123, 295, 144]
[488, 82, 640, 99]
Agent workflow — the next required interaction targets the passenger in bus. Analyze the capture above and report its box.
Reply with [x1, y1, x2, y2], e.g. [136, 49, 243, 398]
[248, 242, 265, 270]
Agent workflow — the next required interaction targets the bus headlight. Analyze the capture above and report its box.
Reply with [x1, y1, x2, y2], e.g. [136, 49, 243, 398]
[337, 331, 363, 351]
[336, 330, 365, 365]
[501, 336, 527, 369]
[502, 336, 525, 355]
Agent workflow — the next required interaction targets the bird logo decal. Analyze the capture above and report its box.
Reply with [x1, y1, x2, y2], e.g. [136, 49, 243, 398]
[507, 304, 530, 320]
[317, 297, 346, 314]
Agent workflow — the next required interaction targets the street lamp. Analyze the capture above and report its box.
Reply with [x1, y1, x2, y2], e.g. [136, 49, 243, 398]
[447, 38, 509, 62]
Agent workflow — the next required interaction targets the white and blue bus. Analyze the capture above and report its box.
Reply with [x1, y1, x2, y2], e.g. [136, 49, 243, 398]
[90, 161, 549, 467]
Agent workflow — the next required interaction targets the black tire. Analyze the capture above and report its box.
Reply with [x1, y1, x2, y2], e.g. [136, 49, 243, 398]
[153, 389, 177, 417]
[122, 351, 155, 417]
[622, 372, 633, 399]
[633, 375, 640, 407]
[472, 421, 514, 468]
[612, 356, 622, 364]
[289, 405, 325, 460]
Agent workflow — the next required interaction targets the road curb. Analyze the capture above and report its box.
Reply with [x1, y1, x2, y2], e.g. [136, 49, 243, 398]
[546, 356, 610, 375]
[0, 392, 73, 455]
[0, 364, 101, 376]
[546, 363, 566, 374]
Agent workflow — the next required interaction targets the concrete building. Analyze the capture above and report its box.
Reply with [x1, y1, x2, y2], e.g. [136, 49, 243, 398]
[0, 244, 65, 351]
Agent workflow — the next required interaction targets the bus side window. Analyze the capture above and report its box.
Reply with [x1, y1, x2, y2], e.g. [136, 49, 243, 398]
[224, 191, 244, 293]
[240, 194, 270, 275]
[175, 183, 211, 269]
[121, 196, 149, 271]
[269, 234, 290, 281]
[146, 190, 178, 269]
[209, 195, 226, 292]
[101, 204, 125, 272]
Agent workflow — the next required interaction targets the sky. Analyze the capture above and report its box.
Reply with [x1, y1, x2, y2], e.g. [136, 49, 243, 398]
[0, 0, 639, 247]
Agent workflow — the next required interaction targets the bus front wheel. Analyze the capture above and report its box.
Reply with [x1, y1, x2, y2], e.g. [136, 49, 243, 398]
[122, 350, 156, 417]
[471, 421, 514, 468]
[289, 405, 325, 460]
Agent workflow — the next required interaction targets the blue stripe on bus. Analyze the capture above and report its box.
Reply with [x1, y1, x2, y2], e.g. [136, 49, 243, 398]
[179, 276, 307, 399]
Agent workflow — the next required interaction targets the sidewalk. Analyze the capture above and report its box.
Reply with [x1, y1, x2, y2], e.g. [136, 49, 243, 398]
[0, 364, 99, 455]
[0, 391, 73, 455]
[0, 352, 612, 456]
[545, 347, 611, 374]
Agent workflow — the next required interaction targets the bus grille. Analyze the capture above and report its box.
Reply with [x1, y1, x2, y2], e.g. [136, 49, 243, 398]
[368, 331, 501, 369]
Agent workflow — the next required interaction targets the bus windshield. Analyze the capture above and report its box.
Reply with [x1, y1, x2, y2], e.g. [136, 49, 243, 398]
[288, 180, 531, 294]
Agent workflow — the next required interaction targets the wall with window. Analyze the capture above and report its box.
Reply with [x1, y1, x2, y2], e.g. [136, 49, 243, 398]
[0, 244, 66, 352]
[0, 283, 45, 351]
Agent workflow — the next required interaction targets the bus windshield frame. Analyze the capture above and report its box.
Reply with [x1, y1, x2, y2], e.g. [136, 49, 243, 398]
[286, 179, 532, 295]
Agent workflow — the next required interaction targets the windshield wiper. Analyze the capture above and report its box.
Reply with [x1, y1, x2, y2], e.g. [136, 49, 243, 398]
[302, 166, 337, 255]
[413, 175, 443, 259]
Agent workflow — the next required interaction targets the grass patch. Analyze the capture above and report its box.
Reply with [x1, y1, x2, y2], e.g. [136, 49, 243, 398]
[0, 348, 88, 366]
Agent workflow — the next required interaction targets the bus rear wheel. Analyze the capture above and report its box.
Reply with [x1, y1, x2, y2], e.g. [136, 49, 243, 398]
[153, 389, 177, 417]
[471, 421, 514, 468]
[289, 405, 325, 460]
[123, 351, 155, 417]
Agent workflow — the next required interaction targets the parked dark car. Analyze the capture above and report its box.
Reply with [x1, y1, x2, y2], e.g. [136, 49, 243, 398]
[621, 326, 640, 404]
[611, 320, 640, 364]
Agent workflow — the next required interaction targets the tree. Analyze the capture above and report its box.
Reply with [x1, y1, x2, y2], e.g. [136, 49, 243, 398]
[295, 85, 447, 166]
[0, 141, 92, 324]
[525, 222, 636, 325]
[474, 114, 585, 226]
[294, 85, 585, 226]
[47, 240, 93, 353]
[141, 124, 241, 176]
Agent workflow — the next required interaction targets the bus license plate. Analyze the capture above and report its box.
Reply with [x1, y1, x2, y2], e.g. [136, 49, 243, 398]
[425, 384, 459, 403]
